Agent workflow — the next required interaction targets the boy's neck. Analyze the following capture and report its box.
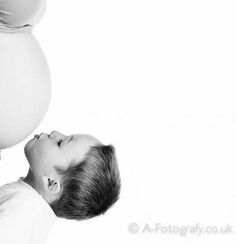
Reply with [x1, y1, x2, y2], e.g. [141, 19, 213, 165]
[23, 169, 44, 197]
[23, 169, 35, 188]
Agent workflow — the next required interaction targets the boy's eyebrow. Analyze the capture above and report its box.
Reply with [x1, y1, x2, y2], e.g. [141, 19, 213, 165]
[69, 135, 73, 143]
[64, 135, 73, 146]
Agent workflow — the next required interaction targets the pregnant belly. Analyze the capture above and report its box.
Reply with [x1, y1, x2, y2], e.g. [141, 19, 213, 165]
[0, 32, 51, 149]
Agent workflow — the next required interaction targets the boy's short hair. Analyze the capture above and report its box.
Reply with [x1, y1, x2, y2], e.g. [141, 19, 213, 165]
[50, 144, 121, 220]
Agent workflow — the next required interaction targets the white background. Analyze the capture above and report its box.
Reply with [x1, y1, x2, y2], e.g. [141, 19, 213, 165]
[0, 0, 236, 243]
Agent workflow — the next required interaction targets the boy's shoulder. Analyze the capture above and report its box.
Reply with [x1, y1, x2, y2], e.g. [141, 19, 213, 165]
[0, 178, 41, 213]
[0, 177, 57, 220]
[0, 179, 37, 213]
[0, 179, 57, 244]
[0, 181, 41, 243]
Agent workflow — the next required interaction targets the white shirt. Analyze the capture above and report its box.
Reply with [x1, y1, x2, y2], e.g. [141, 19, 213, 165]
[0, 0, 46, 33]
[0, 177, 57, 244]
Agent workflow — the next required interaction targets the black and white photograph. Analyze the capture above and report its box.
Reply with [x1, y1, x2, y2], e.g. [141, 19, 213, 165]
[0, 0, 236, 243]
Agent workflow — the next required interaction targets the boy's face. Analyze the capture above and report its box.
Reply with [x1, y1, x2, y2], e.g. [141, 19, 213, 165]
[24, 130, 101, 176]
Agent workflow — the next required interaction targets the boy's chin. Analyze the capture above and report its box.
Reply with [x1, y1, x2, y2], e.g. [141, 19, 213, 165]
[24, 139, 33, 157]
[24, 143, 29, 158]
[25, 137, 36, 149]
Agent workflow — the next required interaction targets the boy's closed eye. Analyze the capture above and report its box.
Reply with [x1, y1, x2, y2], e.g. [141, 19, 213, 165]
[57, 139, 63, 147]
[57, 136, 73, 147]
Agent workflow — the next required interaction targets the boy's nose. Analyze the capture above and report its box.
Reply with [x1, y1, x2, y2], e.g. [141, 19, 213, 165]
[49, 130, 65, 139]
[39, 132, 48, 139]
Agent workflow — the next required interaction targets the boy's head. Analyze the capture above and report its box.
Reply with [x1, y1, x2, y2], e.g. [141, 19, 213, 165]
[24, 130, 121, 220]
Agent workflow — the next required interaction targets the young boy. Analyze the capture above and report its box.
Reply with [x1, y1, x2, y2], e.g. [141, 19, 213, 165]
[0, 130, 121, 244]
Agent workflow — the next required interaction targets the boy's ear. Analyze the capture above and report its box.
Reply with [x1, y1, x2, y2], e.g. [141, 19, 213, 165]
[41, 176, 61, 194]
